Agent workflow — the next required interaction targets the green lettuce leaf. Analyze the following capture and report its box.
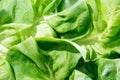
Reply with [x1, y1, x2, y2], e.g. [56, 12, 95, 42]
[0, 44, 15, 80]
[14, 0, 34, 24]
[98, 58, 120, 80]
[69, 70, 92, 80]
[1, 0, 120, 79]
[0, 0, 16, 24]
[0, 22, 56, 48]
[45, 0, 91, 39]
[6, 37, 81, 80]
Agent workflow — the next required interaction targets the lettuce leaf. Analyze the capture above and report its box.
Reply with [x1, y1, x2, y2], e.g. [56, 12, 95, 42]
[6, 37, 81, 80]
[1, 0, 120, 80]
[69, 70, 92, 80]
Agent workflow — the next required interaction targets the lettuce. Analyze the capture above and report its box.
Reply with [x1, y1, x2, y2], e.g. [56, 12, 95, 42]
[69, 70, 92, 80]
[6, 37, 81, 80]
[98, 58, 120, 80]
[0, 0, 120, 80]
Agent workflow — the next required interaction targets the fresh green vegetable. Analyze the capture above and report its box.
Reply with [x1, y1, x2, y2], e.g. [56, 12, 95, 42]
[6, 37, 81, 80]
[0, 0, 120, 80]
[69, 70, 92, 80]
[98, 58, 120, 80]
